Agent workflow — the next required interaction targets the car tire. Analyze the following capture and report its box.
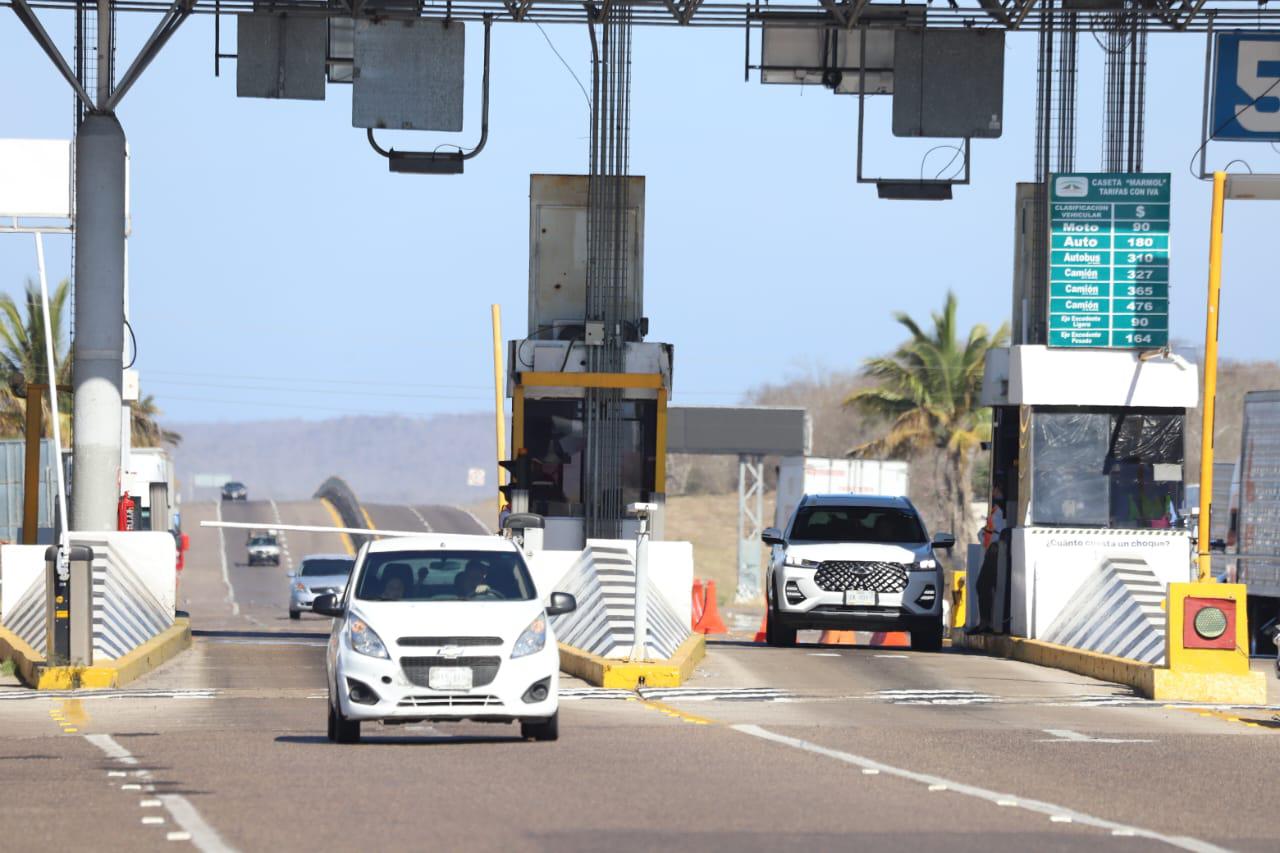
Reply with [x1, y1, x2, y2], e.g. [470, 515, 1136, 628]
[521, 711, 559, 741]
[765, 596, 797, 648]
[289, 610, 301, 621]
[330, 701, 361, 744]
[910, 620, 945, 652]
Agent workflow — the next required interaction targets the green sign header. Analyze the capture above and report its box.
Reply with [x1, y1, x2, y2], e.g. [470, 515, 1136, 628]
[1048, 172, 1171, 349]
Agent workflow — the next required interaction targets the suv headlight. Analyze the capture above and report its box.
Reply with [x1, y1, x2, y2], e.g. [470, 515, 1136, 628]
[783, 557, 821, 569]
[293, 582, 307, 592]
[910, 558, 938, 571]
[346, 616, 389, 659]
[510, 615, 547, 659]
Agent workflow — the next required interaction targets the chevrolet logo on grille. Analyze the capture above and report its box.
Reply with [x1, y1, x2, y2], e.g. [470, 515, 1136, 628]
[438, 645, 464, 659]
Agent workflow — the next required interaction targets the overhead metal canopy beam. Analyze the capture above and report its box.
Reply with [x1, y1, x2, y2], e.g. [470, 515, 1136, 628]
[9, 0, 96, 109]
[105, 0, 195, 111]
[3, 0, 1279, 30]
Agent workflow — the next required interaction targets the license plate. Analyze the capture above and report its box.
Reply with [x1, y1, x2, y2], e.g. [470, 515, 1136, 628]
[428, 667, 473, 691]
[845, 589, 876, 606]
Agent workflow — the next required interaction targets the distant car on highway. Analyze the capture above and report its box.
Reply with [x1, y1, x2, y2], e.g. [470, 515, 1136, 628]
[221, 481, 248, 501]
[289, 554, 355, 620]
[247, 531, 281, 566]
[762, 494, 953, 652]
[312, 533, 577, 744]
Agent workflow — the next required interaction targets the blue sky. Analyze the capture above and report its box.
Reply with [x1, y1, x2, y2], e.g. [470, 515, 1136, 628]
[2, 14, 1277, 424]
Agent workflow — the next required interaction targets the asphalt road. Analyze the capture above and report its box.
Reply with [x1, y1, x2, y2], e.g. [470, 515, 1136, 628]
[2, 501, 1279, 852]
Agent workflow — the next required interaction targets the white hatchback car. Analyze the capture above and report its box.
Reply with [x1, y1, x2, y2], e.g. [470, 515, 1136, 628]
[313, 534, 576, 744]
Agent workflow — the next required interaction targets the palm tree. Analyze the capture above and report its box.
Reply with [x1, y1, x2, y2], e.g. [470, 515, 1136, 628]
[0, 279, 72, 439]
[132, 394, 181, 448]
[844, 291, 1009, 546]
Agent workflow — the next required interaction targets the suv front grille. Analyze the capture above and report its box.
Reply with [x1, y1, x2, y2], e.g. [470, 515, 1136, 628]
[400, 656, 501, 688]
[397, 694, 502, 708]
[814, 561, 908, 593]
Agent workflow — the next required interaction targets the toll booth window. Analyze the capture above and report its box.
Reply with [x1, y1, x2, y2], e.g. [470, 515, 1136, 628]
[522, 398, 659, 518]
[1032, 412, 1111, 527]
[524, 400, 586, 517]
[1032, 409, 1184, 529]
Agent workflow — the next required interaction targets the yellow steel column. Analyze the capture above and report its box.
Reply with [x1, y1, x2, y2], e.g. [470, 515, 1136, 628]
[22, 384, 45, 545]
[491, 305, 507, 513]
[1197, 172, 1226, 583]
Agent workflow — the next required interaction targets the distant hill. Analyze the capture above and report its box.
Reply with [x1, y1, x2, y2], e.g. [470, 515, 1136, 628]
[167, 414, 496, 505]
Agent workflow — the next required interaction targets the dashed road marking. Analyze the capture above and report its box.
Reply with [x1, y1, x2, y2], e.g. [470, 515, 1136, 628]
[731, 724, 1230, 853]
[269, 500, 294, 572]
[874, 689, 995, 705]
[559, 688, 633, 701]
[85, 733, 237, 851]
[408, 506, 434, 532]
[1038, 728, 1154, 744]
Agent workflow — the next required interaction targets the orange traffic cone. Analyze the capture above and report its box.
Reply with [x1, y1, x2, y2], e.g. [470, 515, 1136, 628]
[754, 609, 768, 643]
[690, 579, 706, 629]
[872, 631, 911, 648]
[693, 579, 727, 634]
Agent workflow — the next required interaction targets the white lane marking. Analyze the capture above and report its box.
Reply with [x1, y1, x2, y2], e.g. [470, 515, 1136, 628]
[454, 505, 489, 534]
[168, 832, 193, 842]
[268, 500, 294, 572]
[408, 506, 434, 533]
[808, 652, 842, 657]
[731, 724, 1229, 853]
[85, 733, 238, 852]
[142, 816, 166, 825]
[874, 654, 910, 659]
[141, 799, 163, 807]
[214, 501, 240, 617]
[1038, 729, 1154, 744]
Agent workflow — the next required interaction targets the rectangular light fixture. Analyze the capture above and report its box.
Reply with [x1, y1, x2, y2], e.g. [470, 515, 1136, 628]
[1225, 174, 1280, 200]
[876, 180, 953, 201]
[388, 153, 464, 175]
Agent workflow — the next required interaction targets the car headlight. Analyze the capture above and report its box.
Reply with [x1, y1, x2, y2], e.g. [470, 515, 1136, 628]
[293, 582, 307, 592]
[783, 557, 821, 569]
[911, 558, 938, 571]
[510, 615, 547, 659]
[346, 616, 389, 659]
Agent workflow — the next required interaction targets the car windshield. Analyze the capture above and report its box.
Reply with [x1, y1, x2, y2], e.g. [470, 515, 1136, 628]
[249, 536, 276, 547]
[790, 506, 926, 543]
[300, 558, 353, 577]
[225, 482, 243, 490]
[354, 550, 535, 602]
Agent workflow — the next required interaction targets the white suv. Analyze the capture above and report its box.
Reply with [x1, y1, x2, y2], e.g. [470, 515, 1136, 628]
[762, 495, 953, 651]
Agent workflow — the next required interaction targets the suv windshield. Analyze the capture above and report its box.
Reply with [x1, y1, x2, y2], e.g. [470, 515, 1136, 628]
[790, 505, 925, 543]
[355, 550, 535, 602]
[249, 536, 277, 547]
[300, 558, 353, 577]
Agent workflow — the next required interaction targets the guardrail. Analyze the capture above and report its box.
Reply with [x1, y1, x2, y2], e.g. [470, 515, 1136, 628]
[313, 477, 371, 552]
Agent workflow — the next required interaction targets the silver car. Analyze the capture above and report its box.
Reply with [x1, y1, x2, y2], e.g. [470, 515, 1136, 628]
[289, 554, 355, 620]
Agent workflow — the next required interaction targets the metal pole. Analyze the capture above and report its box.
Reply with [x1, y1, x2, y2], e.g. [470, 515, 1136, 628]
[1197, 171, 1226, 583]
[71, 114, 127, 531]
[491, 304, 506, 514]
[22, 384, 44, 545]
[630, 510, 650, 660]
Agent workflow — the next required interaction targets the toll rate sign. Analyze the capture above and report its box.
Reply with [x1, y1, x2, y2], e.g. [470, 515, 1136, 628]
[1048, 173, 1171, 349]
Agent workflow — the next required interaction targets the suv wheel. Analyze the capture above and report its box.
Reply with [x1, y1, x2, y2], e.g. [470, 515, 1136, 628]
[910, 620, 944, 652]
[765, 594, 797, 648]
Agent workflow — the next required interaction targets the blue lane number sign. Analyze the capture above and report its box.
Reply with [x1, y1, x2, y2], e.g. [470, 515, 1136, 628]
[1047, 173, 1171, 350]
[1212, 32, 1280, 141]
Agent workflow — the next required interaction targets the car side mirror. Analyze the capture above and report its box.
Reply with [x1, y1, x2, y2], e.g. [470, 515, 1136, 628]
[762, 527, 785, 547]
[312, 593, 345, 618]
[931, 533, 956, 551]
[546, 592, 577, 617]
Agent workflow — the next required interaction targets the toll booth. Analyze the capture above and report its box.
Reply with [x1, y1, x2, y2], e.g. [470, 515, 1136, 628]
[507, 175, 672, 551]
[978, 345, 1200, 662]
